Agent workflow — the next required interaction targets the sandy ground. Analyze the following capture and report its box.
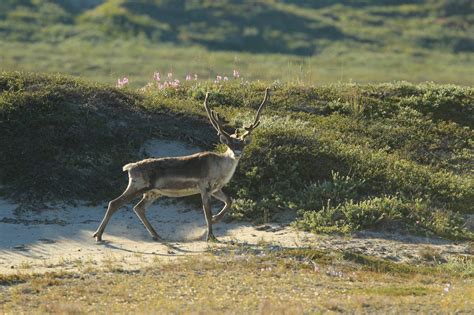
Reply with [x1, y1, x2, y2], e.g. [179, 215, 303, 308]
[0, 197, 315, 275]
[0, 140, 472, 275]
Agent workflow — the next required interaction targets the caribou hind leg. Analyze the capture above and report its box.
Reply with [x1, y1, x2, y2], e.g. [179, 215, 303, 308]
[133, 191, 161, 240]
[211, 189, 232, 223]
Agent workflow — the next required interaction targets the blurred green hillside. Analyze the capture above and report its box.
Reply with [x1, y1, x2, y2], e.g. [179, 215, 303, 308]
[0, 0, 473, 85]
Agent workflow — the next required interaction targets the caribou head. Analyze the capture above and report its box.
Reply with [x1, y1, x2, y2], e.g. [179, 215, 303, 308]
[203, 88, 270, 157]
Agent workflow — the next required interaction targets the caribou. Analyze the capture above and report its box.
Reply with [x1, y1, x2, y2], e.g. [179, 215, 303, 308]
[93, 88, 270, 242]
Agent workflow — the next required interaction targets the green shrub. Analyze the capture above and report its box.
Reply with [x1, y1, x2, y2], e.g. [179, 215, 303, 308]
[296, 196, 472, 240]
[1, 72, 472, 240]
[300, 171, 367, 210]
[0, 72, 212, 203]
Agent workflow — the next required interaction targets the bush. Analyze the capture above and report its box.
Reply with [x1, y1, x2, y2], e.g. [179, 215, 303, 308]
[1, 72, 472, 240]
[295, 196, 472, 240]
[0, 72, 213, 203]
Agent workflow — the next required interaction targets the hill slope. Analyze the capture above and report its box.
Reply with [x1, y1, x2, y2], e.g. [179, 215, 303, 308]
[0, 1, 473, 85]
[1, 0, 473, 55]
[0, 71, 473, 239]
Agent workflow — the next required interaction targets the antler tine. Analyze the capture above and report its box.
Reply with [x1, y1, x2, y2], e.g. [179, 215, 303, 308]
[211, 111, 226, 126]
[244, 88, 270, 132]
[204, 93, 221, 133]
[203, 92, 231, 137]
[203, 93, 218, 132]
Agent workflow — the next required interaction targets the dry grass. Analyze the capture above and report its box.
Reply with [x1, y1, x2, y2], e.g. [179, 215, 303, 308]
[1, 247, 472, 314]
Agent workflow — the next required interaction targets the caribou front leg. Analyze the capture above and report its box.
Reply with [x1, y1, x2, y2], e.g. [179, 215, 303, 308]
[93, 185, 141, 242]
[201, 191, 217, 242]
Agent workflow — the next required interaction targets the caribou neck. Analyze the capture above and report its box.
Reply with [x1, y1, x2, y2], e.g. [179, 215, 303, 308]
[222, 147, 240, 160]
[216, 147, 241, 185]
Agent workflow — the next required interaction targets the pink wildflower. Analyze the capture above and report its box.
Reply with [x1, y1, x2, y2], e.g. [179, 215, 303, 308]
[416, 220, 420, 225]
[217, 75, 222, 81]
[233, 69, 240, 78]
[167, 72, 173, 79]
[186, 74, 192, 81]
[194, 74, 198, 80]
[444, 284, 450, 293]
[223, 76, 229, 81]
[116, 77, 129, 88]
[153, 72, 161, 82]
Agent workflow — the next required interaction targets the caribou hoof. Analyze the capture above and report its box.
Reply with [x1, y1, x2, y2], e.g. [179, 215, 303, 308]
[152, 235, 162, 242]
[93, 231, 102, 242]
[206, 233, 219, 243]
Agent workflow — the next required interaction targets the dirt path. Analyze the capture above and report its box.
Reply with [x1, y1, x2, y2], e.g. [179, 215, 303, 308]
[0, 140, 471, 275]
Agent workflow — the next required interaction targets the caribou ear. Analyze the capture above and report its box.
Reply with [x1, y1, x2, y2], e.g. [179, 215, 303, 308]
[219, 134, 229, 145]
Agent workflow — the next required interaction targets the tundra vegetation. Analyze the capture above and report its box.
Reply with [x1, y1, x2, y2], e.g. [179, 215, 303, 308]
[1, 0, 473, 312]
[1, 72, 472, 240]
[1, 248, 473, 313]
[0, 69, 473, 313]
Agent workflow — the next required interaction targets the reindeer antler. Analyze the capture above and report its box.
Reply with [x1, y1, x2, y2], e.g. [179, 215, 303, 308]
[203, 92, 231, 138]
[243, 88, 270, 136]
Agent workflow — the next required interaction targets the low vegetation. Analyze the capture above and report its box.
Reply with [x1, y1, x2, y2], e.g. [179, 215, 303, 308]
[1, 1, 472, 311]
[0, 71, 472, 240]
[0, 246, 472, 313]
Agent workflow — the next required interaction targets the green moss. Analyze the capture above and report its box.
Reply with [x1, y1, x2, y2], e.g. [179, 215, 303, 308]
[277, 248, 334, 265]
[342, 252, 426, 275]
[343, 251, 474, 278]
[357, 286, 435, 296]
